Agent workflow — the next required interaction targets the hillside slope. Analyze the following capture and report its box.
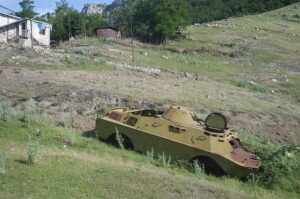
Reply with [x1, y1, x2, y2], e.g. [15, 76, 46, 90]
[0, 4, 299, 142]
[0, 118, 299, 199]
[0, 4, 300, 199]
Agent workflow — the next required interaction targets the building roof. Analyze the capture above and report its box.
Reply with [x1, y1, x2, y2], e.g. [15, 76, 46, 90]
[0, 19, 26, 30]
[95, 26, 120, 32]
[0, 11, 51, 26]
[0, 12, 22, 20]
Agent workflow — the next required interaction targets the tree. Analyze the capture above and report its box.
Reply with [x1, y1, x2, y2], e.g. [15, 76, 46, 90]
[109, 0, 136, 36]
[133, 0, 189, 43]
[84, 13, 104, 36]
[49, 0, 104, 41]
[55, 0, 69, 14]
[16, 0, 38, 18]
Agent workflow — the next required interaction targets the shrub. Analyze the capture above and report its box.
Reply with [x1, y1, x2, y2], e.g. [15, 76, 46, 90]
[26, 136, 42, 165]
[236, 79, 247, 88]
[115, 128, 124, 150]
[230, 79, 247, 88]
[19, 106, 39, 127]
[252, 145, 300, 192]
[0, 153, 6, 174]
[193, 160, 205, 177]
[63, 113, 75, 129]
[251, 84, 268, 93]
[13, 105, 25, 121]
[239, 129, 300, 193]
[0, 103, 13, 121]
[65, 128, 77, 146]
[158, 152, 171, 168]
[146, 148, 155, 161]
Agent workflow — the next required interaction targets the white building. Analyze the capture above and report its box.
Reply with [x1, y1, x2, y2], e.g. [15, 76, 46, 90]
[0, 12, 52, 48]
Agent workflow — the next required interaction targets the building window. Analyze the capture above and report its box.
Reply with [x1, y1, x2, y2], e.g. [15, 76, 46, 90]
[39, 28, 46, 35]
[22, 22, 26, 30]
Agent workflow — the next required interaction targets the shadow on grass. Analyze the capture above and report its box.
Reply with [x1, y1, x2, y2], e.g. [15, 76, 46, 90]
[81, 129, 98, 139]
[15, 159, 28, 165]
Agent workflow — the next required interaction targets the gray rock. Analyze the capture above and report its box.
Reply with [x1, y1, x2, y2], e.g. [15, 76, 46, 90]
[82, 3, 106, 15]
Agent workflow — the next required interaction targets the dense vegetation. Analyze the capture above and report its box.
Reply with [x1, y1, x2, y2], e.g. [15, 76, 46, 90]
[16, 0, 104, 42]
[108, 0, 300, 42]
[15, 0, 300, 43]
[48, 1, 104, 41]
[109, 0, 189, 43]
[187, 0, 300, 23]
[16, 0, 38, 19]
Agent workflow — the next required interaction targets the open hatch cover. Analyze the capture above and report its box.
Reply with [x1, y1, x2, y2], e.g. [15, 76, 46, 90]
[205, 112, 228, 132]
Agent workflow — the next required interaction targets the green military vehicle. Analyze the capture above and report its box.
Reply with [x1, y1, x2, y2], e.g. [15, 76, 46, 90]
[96, 106, 260, 178]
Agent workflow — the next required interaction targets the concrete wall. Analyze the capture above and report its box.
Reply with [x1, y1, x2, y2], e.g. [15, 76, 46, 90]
[0, 23, 19, 43]
[0, 16, 51, 47]
[0, 15, 18, 26]
[31, 20, 51, 46]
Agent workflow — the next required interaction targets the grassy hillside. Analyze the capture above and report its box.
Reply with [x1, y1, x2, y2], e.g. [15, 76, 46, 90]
[1, 4, 299, 142]
[0, 4, 300, 199]
[0, 108, 299, 199]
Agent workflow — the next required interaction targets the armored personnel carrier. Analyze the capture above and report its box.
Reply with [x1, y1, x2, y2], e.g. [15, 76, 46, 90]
[95, 106, 260, 178]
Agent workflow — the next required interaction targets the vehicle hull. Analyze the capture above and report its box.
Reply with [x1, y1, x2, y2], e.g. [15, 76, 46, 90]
[96, 117, 256, 178]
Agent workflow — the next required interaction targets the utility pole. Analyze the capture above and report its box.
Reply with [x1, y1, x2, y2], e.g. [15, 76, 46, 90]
[68, 16, 71, 39]
[130, 19, 134, 62]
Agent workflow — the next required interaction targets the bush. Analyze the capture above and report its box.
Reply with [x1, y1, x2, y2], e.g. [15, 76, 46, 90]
[252, 146, 300, 192]
[115, 128, 124, 150]
[158, 152, 171, 168]
[239, 129, 300, 193]
[0, 153, 6, 174]
[251, 84, 268, 93]
[236, 79, 247, 88]
[26, 136, 42, 165]
[65, 128, 77, 146]
[63, 113, 75, 129]
[0, 103, 13, 121]
[146, 148, 155, 160]
[18, 106, 40, 127]
[193, 160, 205, 177]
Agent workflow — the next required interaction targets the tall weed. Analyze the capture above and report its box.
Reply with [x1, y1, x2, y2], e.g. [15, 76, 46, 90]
[193, 160, 205, 177]
[158, 152, 171, 168]
[26, 136, 42, 165]
[115, 127, 124, 149]
[0, 153, 6, 174]
[0, 103, 13, 121]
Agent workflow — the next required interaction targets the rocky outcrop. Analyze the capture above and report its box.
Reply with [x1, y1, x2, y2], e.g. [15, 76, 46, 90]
[103, 0, 128, 15]
[40, 12, 55, 20]
[81, 3, 106, 15]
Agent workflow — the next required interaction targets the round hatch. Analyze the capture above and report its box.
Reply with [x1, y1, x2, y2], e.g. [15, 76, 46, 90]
[205, 112, 227, 131]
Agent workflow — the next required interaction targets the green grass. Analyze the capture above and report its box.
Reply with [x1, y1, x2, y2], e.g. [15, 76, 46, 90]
[0, 111, 299, 199]
[229, 79, 269, 94]
[0, 4, 300, 198]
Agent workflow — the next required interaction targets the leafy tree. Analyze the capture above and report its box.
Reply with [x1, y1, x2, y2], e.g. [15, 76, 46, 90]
[49, 0, 104, 41]
[112, 0, 189, 43]
[109, 0, 136, 37]
[84, 13, 104, 36]
[55, 0, 69, 14]
[48, 0, 71, 41]
[16, 0, 38, 19]
[186, 0, 300, 23]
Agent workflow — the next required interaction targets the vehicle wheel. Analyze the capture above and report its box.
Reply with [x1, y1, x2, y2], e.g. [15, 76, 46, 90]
[193, 156, 225, 176]
[106, 133, 134, 150]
